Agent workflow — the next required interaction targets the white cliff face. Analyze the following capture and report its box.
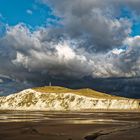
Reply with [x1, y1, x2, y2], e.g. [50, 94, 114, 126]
[0, 89, 139, 111]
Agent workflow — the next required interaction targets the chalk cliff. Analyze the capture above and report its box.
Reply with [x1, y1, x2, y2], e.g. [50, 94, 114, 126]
[0, 87, 139, 111]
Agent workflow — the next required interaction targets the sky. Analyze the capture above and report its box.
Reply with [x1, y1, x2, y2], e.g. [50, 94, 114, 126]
[0, 0, 140, 97]
[0, 0, 58, 27]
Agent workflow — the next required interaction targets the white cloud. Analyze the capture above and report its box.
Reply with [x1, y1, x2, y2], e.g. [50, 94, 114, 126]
[124, 36, 140, 48]
[112, 48, 125, 55]
[0, 13, 3, 18]
[0, 79, 3, 83]
[26, 9, 33, 15]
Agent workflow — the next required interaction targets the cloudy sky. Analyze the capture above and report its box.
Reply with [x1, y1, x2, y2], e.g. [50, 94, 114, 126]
[0, 0, 140, 97]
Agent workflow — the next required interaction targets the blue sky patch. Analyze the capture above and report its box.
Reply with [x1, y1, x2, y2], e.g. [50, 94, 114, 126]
[0, 0, 58, 28]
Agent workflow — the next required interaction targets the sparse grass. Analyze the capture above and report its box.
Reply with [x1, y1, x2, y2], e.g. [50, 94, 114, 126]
[33, 86, 125, 99]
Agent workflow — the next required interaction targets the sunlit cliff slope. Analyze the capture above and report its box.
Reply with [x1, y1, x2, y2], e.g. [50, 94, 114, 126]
[0, 86, 139, 111]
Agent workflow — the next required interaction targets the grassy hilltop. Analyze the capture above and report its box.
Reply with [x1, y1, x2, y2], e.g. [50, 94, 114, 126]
[33, 86, 125, 99]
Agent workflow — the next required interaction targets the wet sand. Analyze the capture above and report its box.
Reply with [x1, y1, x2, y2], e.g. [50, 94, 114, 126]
[0, 111, 140, 140]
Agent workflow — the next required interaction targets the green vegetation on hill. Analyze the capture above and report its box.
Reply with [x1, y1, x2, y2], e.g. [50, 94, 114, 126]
[33, 86, 125, 99]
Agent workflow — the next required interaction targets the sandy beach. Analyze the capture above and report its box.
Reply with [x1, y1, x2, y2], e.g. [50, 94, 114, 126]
[0, 111, 139, 140]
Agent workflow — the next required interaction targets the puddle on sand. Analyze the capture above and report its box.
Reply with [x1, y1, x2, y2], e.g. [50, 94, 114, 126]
[0, 111, 139, 125]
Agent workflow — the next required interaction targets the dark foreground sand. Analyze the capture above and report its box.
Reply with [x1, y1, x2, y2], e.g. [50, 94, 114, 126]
[0, 111, 140, 140]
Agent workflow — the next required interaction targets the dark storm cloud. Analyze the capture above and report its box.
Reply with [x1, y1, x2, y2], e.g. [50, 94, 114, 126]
[43, 0, 131, 52]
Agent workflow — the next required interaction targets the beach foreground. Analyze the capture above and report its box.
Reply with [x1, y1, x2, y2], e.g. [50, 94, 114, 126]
[0, 111, 140, 140]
